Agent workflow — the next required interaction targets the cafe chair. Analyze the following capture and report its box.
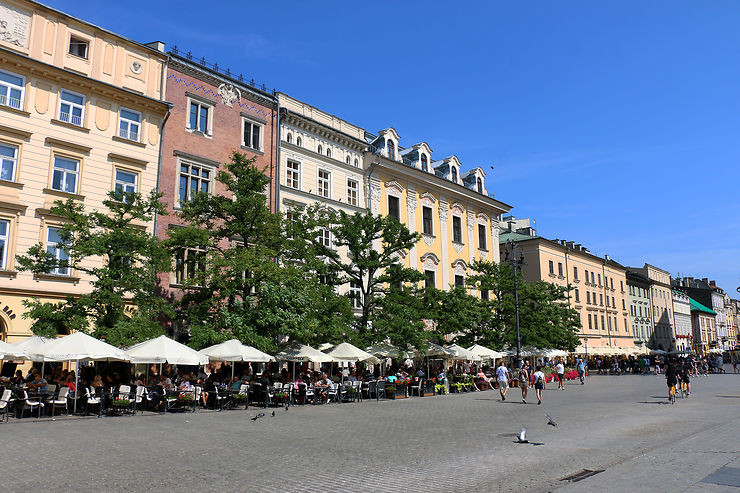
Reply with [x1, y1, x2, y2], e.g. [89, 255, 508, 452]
[0, 389, 14, 423]
[410, 378, 423, 397]
[21, 390, 44, 419]
[85, 387, 101, 416]
[133, 386, 147, 415]
[49, 387, 69, 416]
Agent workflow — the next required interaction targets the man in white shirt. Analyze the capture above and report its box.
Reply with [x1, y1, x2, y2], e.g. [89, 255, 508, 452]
[495, 360, 510, 401]
[556, 360, 565, 390]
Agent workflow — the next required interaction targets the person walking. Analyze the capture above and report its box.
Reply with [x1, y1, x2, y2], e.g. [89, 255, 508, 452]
[532, 366, 546, 405]
[665, 358, 678, 403]
[496, 360, 510, 401]
[555, 359, 565, 390]
[518, 364, 529, 404]
[577, 358, 586, 384]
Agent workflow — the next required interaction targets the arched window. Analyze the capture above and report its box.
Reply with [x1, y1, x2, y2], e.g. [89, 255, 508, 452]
[354, 158, 359, 167]
[317, 144, 323, 154]
[451, 167, 457, 182]
[346, 155, 351, 164]
[326, 147, 332, 158]
[421, 154, 428, 171]
[477, 177, 483, 193]
[387, 140, 395, 160]
[296, 136, 302, 147]
[286, 133, 292, 144]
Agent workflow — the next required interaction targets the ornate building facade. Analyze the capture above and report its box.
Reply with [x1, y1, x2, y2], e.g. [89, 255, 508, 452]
[672, 289, 693, 351]
[627, 264, 675, 351]
[0, 0, 168, 343]
[626, 270, 652, 348]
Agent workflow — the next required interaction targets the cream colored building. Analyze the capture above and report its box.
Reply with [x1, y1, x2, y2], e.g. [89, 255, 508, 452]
[0, 0, 168, 343]
[499, 222, 632, 349]
[276, 93, 367, 301]
[626, 264, 675, 351]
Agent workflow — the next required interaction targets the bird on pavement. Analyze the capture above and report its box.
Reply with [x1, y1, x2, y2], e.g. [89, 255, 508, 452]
[546, 414, 558, 427]
[271, 410, 275, 417]
[517, 427, 529, 443]
[251, 412, 265, 421]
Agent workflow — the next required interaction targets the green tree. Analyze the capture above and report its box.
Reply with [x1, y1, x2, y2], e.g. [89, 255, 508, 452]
[370, 264, 427, 348]
[15, 191, 171, 346]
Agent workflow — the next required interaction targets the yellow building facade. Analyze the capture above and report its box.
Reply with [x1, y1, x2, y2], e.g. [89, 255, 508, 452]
[0, 0, 168, 343]
[365, 128, 511, 292]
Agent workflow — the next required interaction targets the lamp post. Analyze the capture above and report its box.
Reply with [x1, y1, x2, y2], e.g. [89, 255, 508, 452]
[505, 240, 525, 370]
[584, 337, 588, 362]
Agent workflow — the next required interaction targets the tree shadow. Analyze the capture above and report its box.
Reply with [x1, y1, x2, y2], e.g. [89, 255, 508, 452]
[638, 401, 670, 405]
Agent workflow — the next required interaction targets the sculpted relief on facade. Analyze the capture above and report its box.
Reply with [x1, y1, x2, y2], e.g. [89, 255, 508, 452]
[0, 2, 30, 48]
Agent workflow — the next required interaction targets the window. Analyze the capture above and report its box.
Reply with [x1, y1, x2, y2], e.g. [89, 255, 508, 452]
[610, 278, 614, 289]
[286, 160, 300, 189]
[573, 266, 579, 280]
[388, 195, 400, 221]
[601, 315, 605, 330]
[179, 162, 212, 205]
[587, 292, 591, 304]
[452, 216, 462, 243]
[584, 270, 589, 283]
[548, 260, 554, 275]
[612, 296, 615, 307]
[387, 140, 395, 160]
[317, 169, 330, 198]
[188, 101, 210, 134]
[593, 315, 598, 330]
[588, 314, 593, 330]
[481, 289, 489, 301]
[422, 206, 433, 235]
[575, 289, 580, 303]
[0, 142, 18, 182]
[349, 282, 362, 309]
[558, 262, 564, 276]
[346, 179, 358, 206]
[591, 272, 595, 284]
[286, 133, 292, 144]
[451, 167, 457, 182]
[477, 177, 483, 193]
[326, 148, 332, 158]
[421, 154, 428, 171]
[114, 169, 137, 202]
[0, 219, 8, 269]
[68, 36, 89, 58]
[175, 246, 206, 285]
[454, 275, 465, 288]
[424, 270, 435, 288]
[296, 136, 302, 147]
[607, 317, 612, 330]
[605, 297, 609, 308]
[597, 274, 601, 286]
[46, 227, 70, 276]
[0, 70, 24, 109]
[118, 108, 141, 142]
[478, 224, 487, 250]
[317, 144, 323, 155]
[346, 155, 351, 165]
[58, 90, 85, 126]
[599, 294, 603, 306]
[354, 158, 359, 167]
[51, 156, 79, 194]
[318, 227, 332, 248]
[243, 119, 262, 150]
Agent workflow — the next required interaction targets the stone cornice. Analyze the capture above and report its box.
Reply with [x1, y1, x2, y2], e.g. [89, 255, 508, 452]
[281, 142, 365, 175]
[282, 113, 367, 152]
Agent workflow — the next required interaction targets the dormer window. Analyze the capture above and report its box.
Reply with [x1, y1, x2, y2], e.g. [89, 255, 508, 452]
[477, 177, 483, 193]
[421, 154, 428, 171]
[451, 167, 458, 183]
[387, 140, 395, 160]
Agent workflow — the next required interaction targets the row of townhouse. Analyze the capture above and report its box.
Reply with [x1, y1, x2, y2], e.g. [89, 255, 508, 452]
[0, 0, 511, 344]
[500, 217, 739, 354]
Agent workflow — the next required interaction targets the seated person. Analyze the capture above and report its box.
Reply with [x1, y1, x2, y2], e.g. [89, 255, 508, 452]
[91, 375, 104, 388]
[386, 374, 398, 383]
[314, 373, 333, 401]
[178, 379, 192, 392]
[229, 376, 243, 391]
[63, 372, 76, 393]
[347, 370, 358, 382]
[27, 372, 49, 393]
[10, 370, 24, 386]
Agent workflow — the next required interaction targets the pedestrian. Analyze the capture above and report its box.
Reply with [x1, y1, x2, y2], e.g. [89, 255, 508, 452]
[518, 363, 529, 404]
[533, 366, 546, 405]
[496, 360, 510, 401]
[577, 358, 586, 385]
[555, 359, 565, 390]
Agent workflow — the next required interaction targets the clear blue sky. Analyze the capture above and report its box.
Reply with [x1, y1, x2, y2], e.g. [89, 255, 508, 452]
[48, 1, 740, 295]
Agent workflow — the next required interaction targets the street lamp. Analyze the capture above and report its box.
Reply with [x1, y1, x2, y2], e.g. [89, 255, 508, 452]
[504, 239, 525, 370]
[584, 337, 588, 362]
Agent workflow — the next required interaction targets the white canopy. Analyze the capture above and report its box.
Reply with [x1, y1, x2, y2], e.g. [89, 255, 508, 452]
[543, 349, 568, 358]
[467, 344, 505, 360]
[445, 344, 481, 361]
[199, 339, 274, 363]
[8, 335, 54, 361]
[419, 342, 456, 358]
[274, 342, 333, 363]
[125, 335, 208, 365]
[365, 342, 404, 359]
[325, 342, 378, 363]
[0, 340, 26, 360]
[35, 332, 127, 362]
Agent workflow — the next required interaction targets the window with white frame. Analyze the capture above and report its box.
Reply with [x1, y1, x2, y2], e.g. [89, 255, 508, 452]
[326, 147, 332, 158]
[318, 227, 332, 249]
[68, 36, 89, 58]
[451, 167, 458, 182]
[421, 154, 428, 171]
[0, 142, 18, 182]
[46, 227, 70, 276]
[0, 219, 9, 270]
[478, 223, 487, 250]
[51, 156, 79, 194]
[178, 161, 212, 205]
[58, 90, 85, 126]
[387, 195, 400, 221]
[346, 179, 358, 206]
[0, 70, 24, 110]
[175, 246, 206, 285]
[286, 160, 300, 189]
[345, 155, 350, 165]
[286, 133, 292, 144]
[243, 119, 262, 150]
[118, 108, 141, 142]
[422, 206, 433, 235]
[349, 282, 362, 309]
[188, 100, 210, 134]
[296, 136, 302, 147]
[387, 140, 395, 160]
[114, 169, 138, 203]
[452, 216, 462, 243]
[317, 169, 330, 198]
[354, 158, 359, 167]
[317, 144, 323, 155]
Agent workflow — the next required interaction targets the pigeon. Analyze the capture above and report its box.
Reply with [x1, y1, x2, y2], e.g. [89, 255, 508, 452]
[250, 412, 265, 421]
[271, 411, 275, 417]
[546, 414, 558, 427]
[285, 406, 289, 411]
[517, 427, 529, 443]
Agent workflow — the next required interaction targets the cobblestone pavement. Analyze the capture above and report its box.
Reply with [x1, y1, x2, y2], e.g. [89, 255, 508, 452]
[2, 372, 739, 492]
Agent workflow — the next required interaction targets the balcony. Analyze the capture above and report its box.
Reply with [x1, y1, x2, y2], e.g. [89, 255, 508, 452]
[58, 112, 83, 126]
[0, 94, 22, 109]
[118, 128, 140, 142]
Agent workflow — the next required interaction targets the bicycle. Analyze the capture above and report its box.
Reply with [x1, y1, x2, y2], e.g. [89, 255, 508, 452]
[678, 380, 688, 399]
[669, 385, 676, 405]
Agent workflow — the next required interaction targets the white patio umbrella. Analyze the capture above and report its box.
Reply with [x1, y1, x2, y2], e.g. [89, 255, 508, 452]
[444, 344, 481, 362]
[365, 342, 403, 359]
[125, 335, 208, 365]
[544, 349, 568, 358]
[199, 339, 274, 379]
[324, 343, 378, 382]
[274, 342, 333, 363]
[9, 335, 54, 360]
[0, 340, 26, 360]
[467, 344, 505, 361]
[36, 332, 128, 413]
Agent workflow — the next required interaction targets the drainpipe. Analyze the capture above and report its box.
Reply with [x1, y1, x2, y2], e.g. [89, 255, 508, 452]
[364, 159, 378, 213]
[153, 53, 171, 237]
[274, 95, 281, 214]
[603, 259, 612, 346]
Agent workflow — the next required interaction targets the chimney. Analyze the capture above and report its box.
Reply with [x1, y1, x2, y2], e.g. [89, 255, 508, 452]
[709, 280, 716, 287]
[605, 254, 610, 261]
[566, 241, 574, 249]
[145, 41, 166, 52]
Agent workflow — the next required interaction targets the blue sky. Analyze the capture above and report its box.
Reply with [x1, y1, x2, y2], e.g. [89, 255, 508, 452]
[48, 1, 740, 295]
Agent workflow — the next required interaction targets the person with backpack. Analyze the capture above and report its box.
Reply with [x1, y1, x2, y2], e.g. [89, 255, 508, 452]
[532, 366, 546, 405]
[577, 358, 586, 384]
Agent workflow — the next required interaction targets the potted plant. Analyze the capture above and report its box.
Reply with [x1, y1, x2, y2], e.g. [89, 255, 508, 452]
[112, 398, 130, 411]
[423, 379, 436, 397]
[394, 377, 410, 399]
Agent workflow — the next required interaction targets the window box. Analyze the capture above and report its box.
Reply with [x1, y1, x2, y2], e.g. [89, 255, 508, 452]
[385, 383, 408, 400]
